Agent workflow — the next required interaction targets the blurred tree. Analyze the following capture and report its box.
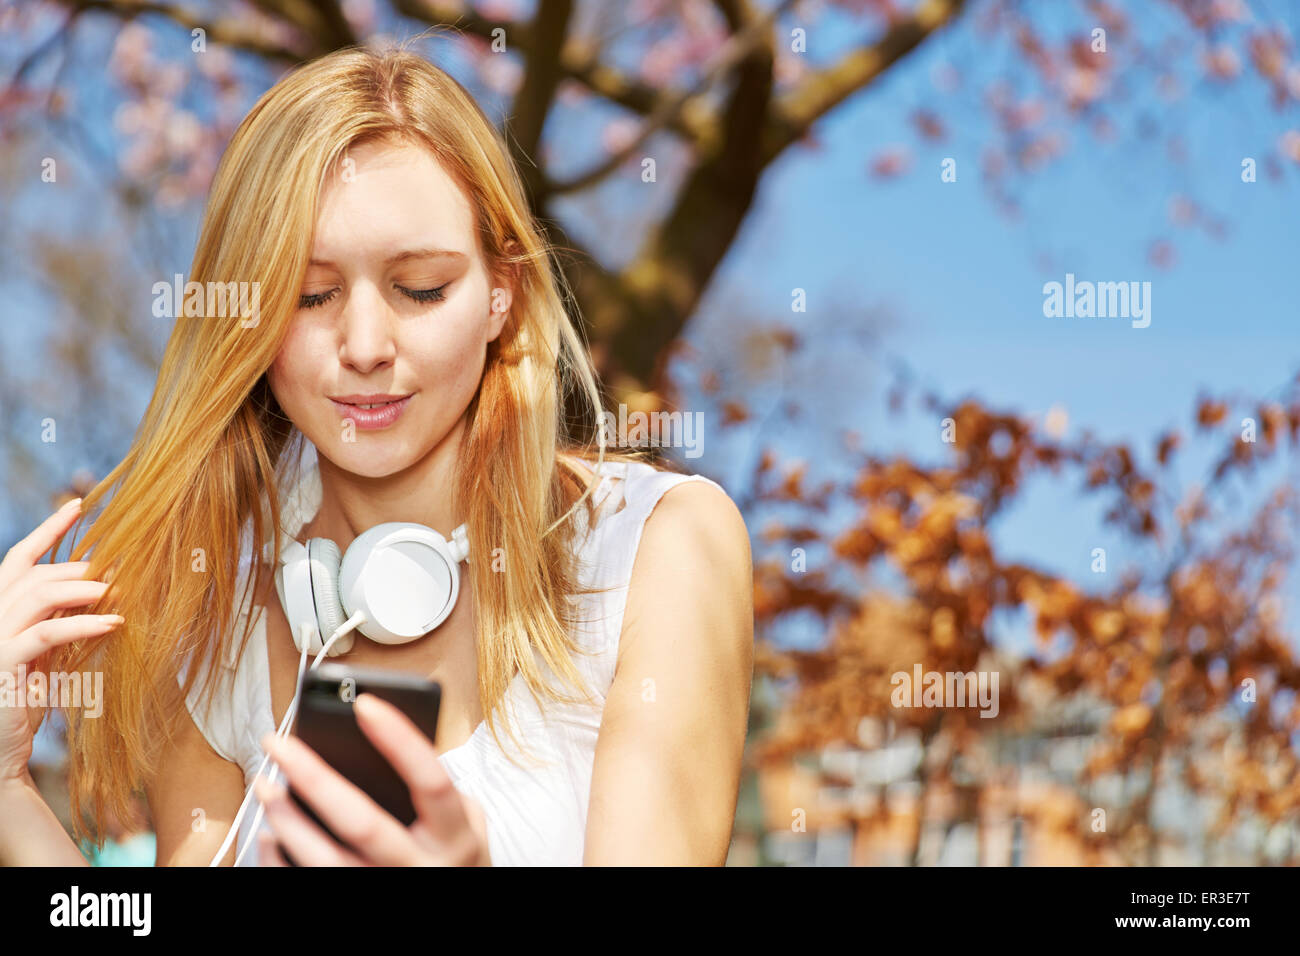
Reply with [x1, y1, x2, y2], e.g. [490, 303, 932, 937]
[47, 0, 969, 400]
[4, 0, 1300, 863]
[747, 370, 1300, 864]
[6, 0, 1291, 405]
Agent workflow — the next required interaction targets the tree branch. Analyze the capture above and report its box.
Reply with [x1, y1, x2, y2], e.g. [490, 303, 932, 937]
[392, 0, 710, 145]
[251, 0, 358, 53]
[711, 0, 758, 32]
[598, 0, 968, 392]
[389, 0, 513, 44]
[598, 0, 782, 391]
[761, 0, 967, 163]
[48, 0, 311, 63]
[505, 0, 573, 204]
[543, 0, 794, 197]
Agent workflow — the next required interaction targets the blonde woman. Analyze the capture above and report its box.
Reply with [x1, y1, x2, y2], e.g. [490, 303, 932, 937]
[0, 43, 753, 867]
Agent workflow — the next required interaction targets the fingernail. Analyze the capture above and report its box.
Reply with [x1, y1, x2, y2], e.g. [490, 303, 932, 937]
[63, 497, 82, 513]
[99, 614, 124, 626]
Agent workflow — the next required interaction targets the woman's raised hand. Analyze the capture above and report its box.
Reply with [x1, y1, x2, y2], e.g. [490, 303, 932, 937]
[0, 499, 122, 787]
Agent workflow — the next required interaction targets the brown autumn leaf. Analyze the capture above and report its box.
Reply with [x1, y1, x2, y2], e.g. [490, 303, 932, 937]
[721, 400, 749, 426]
[1111, 702, 1153, 738]
[1197, 398, 1228, 428]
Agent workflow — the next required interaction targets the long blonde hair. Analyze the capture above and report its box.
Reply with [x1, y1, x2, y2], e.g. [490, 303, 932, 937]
[49, 40, 625, 847]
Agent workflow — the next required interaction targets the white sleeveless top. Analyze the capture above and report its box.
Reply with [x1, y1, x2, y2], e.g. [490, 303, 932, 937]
[178, 458, 720, 866]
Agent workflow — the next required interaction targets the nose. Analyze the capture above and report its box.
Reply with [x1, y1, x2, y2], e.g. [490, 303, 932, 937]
[337, 284, 397, 374]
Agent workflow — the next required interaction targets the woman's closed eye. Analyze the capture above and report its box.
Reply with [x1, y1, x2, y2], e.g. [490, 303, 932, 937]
[297, 282, 451, 310]
[400, 282, 450, 304]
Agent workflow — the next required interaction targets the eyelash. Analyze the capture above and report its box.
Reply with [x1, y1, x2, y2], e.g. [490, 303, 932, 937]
[297, 283, 449, 310]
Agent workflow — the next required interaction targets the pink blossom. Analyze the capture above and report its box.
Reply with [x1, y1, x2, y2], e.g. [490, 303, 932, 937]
[641, 37, 684, 87]
[1203, 45, 1240, 80]
[478, 0, 524, 19]
[870, 147, 910, 178]
[163, 110, 201, 158]
[1280, 130, 1300, 164]
[342, 0, 377, 35]
[601, 117, 640, 155]
[479, 54, 522, 96]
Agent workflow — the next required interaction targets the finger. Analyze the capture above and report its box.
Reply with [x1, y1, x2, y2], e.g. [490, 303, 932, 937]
[252, 754, 377, 868]
[0, 579, 111, 641]
[353, 693, 471, 845]
[0, 614, 123, 670]
[258, 830, 289, 867]
[0, 499, 82, 592]
[17, 561, 91, 584]
[261, 733, 419, 865]
[461, 794, 492, 866]
[21, 561, 91, 582]
[0, 562, 94, 623]
[254, 776, 365, 867]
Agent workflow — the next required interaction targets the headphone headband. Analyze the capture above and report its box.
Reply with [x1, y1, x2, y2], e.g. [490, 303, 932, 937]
[276, 522, 469, 563]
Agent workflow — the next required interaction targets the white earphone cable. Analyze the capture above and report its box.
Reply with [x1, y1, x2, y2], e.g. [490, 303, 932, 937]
[210, 611, 368, 867]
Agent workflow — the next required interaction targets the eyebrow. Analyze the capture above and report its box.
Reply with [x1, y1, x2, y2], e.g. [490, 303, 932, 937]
[307, 249, 468, 267]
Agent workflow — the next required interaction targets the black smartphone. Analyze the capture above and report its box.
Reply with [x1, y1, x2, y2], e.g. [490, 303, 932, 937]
[279, 663, 442, 865]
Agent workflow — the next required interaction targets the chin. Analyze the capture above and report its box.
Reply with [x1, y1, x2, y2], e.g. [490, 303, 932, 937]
[318, 440, 424, 480]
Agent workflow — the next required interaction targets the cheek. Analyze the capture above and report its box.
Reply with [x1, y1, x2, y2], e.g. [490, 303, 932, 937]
[265, 355, 287, 409]
[411, 307, 493, 390]
[266, 326, 323, 412]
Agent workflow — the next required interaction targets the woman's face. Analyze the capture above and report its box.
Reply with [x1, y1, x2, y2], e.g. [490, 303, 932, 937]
[267, 138, 510, 479]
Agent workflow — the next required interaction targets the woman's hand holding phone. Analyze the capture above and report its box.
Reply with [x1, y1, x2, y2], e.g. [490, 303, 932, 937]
[254, 692, 491, 866]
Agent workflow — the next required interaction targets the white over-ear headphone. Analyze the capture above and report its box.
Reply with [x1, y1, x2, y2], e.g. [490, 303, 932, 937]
[273, 520, 470, 658]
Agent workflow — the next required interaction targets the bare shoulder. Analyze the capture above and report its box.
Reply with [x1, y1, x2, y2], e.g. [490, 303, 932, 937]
[620, 475, 753, 662]
[641, 477, 750, 568]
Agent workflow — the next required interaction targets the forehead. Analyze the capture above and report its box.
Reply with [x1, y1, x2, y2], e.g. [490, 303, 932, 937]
[312, 138, 476, 259]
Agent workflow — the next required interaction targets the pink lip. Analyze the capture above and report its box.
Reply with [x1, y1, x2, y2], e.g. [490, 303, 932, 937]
[330, 393, 409, 404]
[330, 395, 412, 430]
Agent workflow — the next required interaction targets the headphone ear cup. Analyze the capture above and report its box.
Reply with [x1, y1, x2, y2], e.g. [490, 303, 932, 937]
[277, 539, 323, 656]
[307, 538, 353, 656]
[338, 523, 462, 644]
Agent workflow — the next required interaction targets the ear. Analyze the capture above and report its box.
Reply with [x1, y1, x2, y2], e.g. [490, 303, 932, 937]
[487, 281, 513, 343]
[486, 252, 519, 343]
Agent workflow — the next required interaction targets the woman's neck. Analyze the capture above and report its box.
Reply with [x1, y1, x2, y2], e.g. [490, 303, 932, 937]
[300, 415, 467, 550]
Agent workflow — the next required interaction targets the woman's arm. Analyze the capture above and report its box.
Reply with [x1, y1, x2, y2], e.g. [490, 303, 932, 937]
[143, 705, 249, 866]
[583, 480, 754, 865]
[0, 710, 245, 867]
[0, 773, 90, 866]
